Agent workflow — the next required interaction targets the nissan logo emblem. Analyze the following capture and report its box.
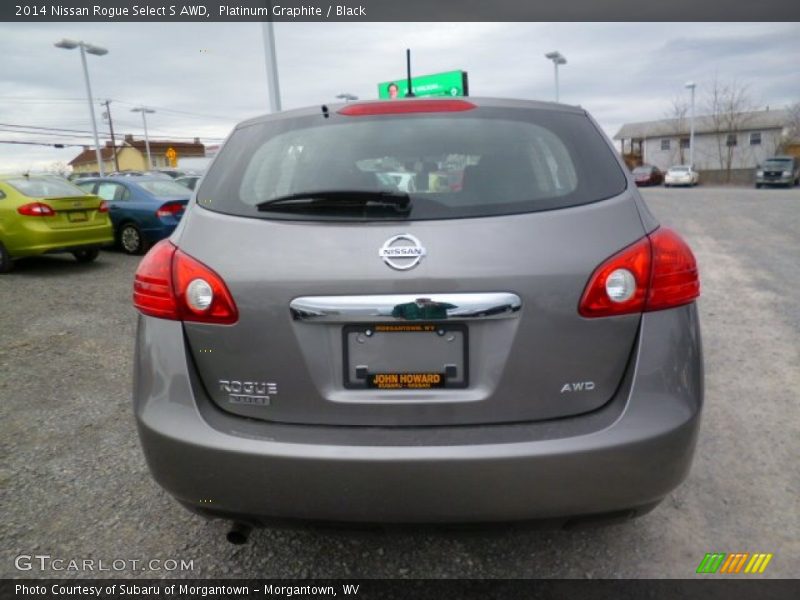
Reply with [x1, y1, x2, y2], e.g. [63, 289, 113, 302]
[379, 234, 427, 271]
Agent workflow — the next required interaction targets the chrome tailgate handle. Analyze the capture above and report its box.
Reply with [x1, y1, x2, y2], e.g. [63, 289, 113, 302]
[290, 293, 521, 322]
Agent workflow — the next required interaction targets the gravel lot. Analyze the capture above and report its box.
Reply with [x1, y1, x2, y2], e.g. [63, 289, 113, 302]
[1, 186, 798, 579]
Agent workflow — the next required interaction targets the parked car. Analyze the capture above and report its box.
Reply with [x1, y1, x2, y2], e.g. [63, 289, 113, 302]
[0, 174, 113, 272]
[67, 171, 100, 182]
[108, 170, 147, 177]
[755, 156, 799, 188]
[664, 165, 699, 187]
[132, 97, 702, 536]
[75, 176, 190, 255]
[631, 164, 663, 186]
[146, 169, 185, 179]
[175, 175, 201, 191]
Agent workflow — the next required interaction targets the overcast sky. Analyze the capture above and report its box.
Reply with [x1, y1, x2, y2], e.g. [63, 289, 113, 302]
[1, 21, 798, 172]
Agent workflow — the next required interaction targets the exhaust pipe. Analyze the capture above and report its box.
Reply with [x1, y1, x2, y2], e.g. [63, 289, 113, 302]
[226, 522, 252, 545]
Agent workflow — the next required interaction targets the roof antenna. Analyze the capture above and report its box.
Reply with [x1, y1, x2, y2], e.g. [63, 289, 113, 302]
[405, 49, 415, 97]
[321, 105, 329, 118]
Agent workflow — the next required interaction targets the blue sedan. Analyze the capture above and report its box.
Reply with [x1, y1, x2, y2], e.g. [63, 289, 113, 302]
[76, 176, 190, 254]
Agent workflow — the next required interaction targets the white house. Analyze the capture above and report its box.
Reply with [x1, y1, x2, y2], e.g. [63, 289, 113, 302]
[614, 108, 791, 183]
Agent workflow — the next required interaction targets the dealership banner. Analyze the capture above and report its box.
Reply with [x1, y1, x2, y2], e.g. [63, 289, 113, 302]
[3, 0, 800, 21]
[3, 579, 800, 600]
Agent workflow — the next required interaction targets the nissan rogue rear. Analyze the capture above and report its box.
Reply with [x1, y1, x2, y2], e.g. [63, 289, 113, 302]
[132, 97, 703, 533]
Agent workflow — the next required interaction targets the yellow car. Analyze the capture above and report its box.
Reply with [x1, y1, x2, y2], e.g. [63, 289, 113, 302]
[0, 174, 114, 273]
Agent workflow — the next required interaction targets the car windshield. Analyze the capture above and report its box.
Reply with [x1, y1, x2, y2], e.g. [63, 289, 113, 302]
[670, 167, 690, 172]
[763, 159, 791, 168]
[6, 177, 88, 198]
[137, 180, 192, 198]
[633, 167, 651, 174]
[198, 106, 627, 221]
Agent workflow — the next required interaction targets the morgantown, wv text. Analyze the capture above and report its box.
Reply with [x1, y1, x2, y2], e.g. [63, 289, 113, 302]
[15, 583, 361, 597]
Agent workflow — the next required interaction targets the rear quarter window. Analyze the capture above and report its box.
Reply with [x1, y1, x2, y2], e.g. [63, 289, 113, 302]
[137, 180, 192, 198]
[198, 105, 627, 221]
[7, 177, 88, 199]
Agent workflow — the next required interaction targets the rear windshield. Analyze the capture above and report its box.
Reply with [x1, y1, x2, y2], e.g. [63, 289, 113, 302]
[198, 106, 627, 221]
[137, 180, 192, 198]
[633, 166, 652, 174]
[7, 177, 88, 198]
[670, 167, 690, 172]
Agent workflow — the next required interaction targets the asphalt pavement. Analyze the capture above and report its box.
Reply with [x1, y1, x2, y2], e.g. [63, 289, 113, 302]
[1, 185, 798, 578]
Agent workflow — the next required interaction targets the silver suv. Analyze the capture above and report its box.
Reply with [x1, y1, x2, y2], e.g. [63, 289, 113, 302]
[132, 98, 702, 538]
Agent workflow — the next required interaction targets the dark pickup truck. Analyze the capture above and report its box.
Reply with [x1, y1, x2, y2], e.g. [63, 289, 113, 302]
[756, 156, 800, 188]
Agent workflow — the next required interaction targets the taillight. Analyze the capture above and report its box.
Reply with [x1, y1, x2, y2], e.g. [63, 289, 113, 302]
[579, 227, 699, 318]
[645, 228, 700, 311]
[133, 240, 238, 324]
[156, 202, 184, 218]
[579, 237, 651, 317]
[98, 201, 109, 213]
[338, 99, 476, 116]
[133, 240, 179, 320]
[18, 202, 55, 217]
[172, 248, 238, 324]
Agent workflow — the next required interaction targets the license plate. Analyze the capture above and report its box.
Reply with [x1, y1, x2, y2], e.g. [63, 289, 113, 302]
[343, 323, 468, 389]
[67, 211, 87, 222]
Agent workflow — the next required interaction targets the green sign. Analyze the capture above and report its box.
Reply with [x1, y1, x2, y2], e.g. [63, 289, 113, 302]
[378, 70, 469, 99]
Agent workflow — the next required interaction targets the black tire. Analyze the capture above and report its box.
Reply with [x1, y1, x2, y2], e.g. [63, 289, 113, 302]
[0, 241, 13, 273]
[755, 184, 762, 189]
[118, 223, 147, 255]
[73, 248, 100, 263]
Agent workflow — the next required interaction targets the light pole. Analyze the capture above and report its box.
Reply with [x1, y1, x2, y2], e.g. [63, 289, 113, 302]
[131, 107, 155, 169]
[685, 81, 697, 169]
[261, 21, 282, 112]
[54, 39, 108, 176]
[544, 51, 567, 103]
[336, 93, 358, 103]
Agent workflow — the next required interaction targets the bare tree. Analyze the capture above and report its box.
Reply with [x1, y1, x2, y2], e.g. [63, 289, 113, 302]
[46, 161, 69, 177]
[664, 97, 689, 165]
[777, 101, 800, 153]
[706, 77, 758, 182]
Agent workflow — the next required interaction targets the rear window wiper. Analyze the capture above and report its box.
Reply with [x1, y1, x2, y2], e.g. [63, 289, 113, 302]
[256, 190, 411, 212]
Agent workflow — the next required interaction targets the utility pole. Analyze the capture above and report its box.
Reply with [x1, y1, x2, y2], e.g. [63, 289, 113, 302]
[103, 99, 119, 172]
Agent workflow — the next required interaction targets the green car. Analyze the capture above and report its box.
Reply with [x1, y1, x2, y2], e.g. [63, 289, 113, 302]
[0, 174, 114, 273]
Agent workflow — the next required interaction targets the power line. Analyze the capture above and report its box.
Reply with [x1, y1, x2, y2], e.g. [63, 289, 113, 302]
[0, 139, 83, 147]
[109, 99, 235, 121]
[0, 122, 112, 136]
[0, 122, 225, 142]
[0, 128, 100, 140]
[0, 96, 245, 122]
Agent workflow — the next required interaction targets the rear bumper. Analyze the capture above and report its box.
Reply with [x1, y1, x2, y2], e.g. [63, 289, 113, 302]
[7, 222, 113, 257]
[133, 305, 703, 523]
[756, 177, 793, 186]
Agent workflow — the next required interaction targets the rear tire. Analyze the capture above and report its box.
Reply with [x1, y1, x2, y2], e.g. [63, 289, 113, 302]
[0, 241, 13, 273]
[73, 248, 100, 263]
[119, 223, 147, 255]
[755, 184, 762, 189]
